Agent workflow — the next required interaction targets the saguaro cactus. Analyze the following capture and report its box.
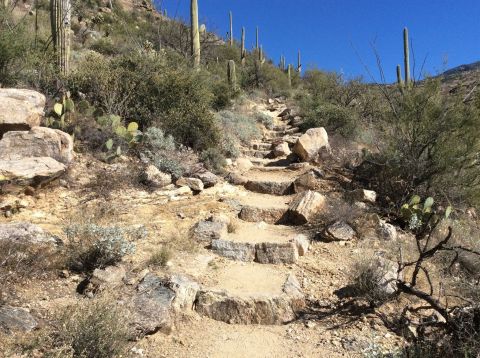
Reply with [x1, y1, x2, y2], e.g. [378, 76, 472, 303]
[287, 64, 292, 87]
[3, 0, 9, 8]
[297, 50, 302, 74]
[396, 64, 404, 87]
[241, 27, 246, 64]
[190, 0, 200, 68]
[227, 60, 237, 91]
[50, 0, 71, 76]
[403, 27, 411, 85]
[229, 11, 233, 46]
[256, 26, 259, 50]
[259, 45, 264, 64]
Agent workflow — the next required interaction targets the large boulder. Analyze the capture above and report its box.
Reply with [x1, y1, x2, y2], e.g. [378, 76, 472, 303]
[255, 242, 298, 264]
[293, 127, 329, 162]
[0, 89, 46, 138]
[273, 142, 291, 157]
[239, 205, 286, 224]
[141, 165, 172, 189]
[191, 220, 227, 244]
[0, 127, 73, 165]
[286, 190, 326, 225]
[244, 180, 293, 195]
[0, 222, 60, 245]
[0, 157, 66, 185]
[0, 306, 38, 333]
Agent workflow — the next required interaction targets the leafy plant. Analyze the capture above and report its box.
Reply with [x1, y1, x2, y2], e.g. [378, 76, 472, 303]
[400, 195, 452, 231]
[46, 94, 75, 129]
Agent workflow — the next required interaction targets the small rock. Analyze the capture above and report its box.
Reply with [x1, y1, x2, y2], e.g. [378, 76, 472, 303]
[377, 220, 398, 241]
[273, 142, 291, 157]
[141, 165, 172, 189]
[0, 306, 37, 333]
[191, 220, 227, 244]
[320, 221, 356, 242]
[235, 158, 253, 173]
[0, 222, 60, 245]
[350, 189, 377, 204]
[177, 177, 204, 192]
[292, 234, 310, 256]
[192, 171, 219, 188]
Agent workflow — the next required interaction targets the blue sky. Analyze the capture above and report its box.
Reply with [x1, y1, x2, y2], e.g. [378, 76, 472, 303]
[154, 0, 480, 83]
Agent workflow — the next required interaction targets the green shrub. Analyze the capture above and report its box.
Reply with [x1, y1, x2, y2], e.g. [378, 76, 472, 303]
[64, 224, 146, 272]
[153, 156, 185, 180]
[216, 110, 260, 145]
[200, 147, 227, 173]
[300, 101, 358, 137]
[255, 112, 274, 129]
[89, 38, 119, 56]
[143, 127, 176, 152]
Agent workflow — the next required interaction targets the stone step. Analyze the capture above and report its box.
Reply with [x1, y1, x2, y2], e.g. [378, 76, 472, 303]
[250, 142, 272, 151]
[244, 180, 294, 195]
[195, 262, 305, 325]
[211, 221, 310, 264]
[272, 125, 293, 132]
[229, 192, 292, 224]
[241, 149, 272, 159]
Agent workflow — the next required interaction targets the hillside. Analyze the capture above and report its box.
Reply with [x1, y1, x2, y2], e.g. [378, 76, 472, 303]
[1, 1, 480, 358]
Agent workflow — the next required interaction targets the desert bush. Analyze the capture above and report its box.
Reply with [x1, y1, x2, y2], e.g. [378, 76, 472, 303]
[0, 240, 59, 302]
[200, 147, 227, 173]
[143, 127, 176, 152]
[355, 78, 480, 208]
[148, 246, 172, 268]
[64, 224, 145, 272]
[349, 256, 396, 306]
[255, 112, 274, 129]
[50, 298, 129, 358]
[217, 110, 260, 145]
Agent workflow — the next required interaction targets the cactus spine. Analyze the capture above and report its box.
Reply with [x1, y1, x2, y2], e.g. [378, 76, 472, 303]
[229, 11, 233, 46]
[190, 0, 201, 68]
[297, 50, 302, 74]
[227, 60, 237, 91]
[241, 27, 246, 64]
[403, 27, 410, 85]
[50, 0, 71, 76]
[255, 26, 259, 50]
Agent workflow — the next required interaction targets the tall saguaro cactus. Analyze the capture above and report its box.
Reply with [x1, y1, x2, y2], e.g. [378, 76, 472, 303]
[241, 27, 246, 64]
[190, 0, 201, 68]
[297, 50, 302, 74]
[229, 11, 233, 46]
[227, 60, 237, 91]
[255, 26, 259, 50]
[259, 45, 264, 64]
[403, 27, 411, 85]
[280, 55, 285, 71]
[50, 0, 71, 76]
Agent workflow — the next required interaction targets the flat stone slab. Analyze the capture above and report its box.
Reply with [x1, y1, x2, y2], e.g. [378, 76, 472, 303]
[232, 192, 291, 224]
[244, 180, 294, 195]
[196, 264, 305, 325]
[0, 306, 37, 333]
[0, 157, 66, 185]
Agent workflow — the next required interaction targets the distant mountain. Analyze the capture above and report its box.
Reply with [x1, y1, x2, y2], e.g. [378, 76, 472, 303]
[438, 61, 480, 97]
[441, 61, 480, 79]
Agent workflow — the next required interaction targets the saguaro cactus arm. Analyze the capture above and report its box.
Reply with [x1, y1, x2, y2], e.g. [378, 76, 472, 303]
[256, 26, 259, 49]
[241, 27, 246, 63]
[403, 27, 411, 85]
[297, 50, 302, 74]
[229, 11, 233, 46]
[190, 0, 201, 68]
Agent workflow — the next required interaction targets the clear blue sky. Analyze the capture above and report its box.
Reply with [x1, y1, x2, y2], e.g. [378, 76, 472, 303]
[154, 0, 480, 83]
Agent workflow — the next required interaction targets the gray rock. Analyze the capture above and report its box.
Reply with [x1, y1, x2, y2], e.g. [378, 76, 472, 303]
[377, 220, 398, 241]
[239, 205, 286, 224]
[286, 190, 326, 225]
[235, 158, 253, 173]
[211, 239, 256, 262]
[350, 189, 377, 204]
[130, 273, 175, 336]
[168, 275, 200, 311]
[255, 242, 298, 264]
[293, 170, 325, 193]
[87, 265, 126, 293]
[0, 306, 37, 333]
[293, 127, 330, 162]
[321, 221, 356, 242]
[141, 165, 172, 188]
[0, 127, 73, 165]
[191, 220, 227, 244]
[227, 172, 249, 185]
[192, 171, 219, 188]
[0, 157, 66, 185]
[244, 180, 293, 195]
[0, 89, 46, 138]
[0, 222, 60, 245]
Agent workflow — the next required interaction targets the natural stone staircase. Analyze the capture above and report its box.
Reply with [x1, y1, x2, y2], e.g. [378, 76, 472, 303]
[194, 99, 313, 325]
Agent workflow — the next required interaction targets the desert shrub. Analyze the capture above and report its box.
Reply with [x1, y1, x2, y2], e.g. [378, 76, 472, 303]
[50, 298, 129, 358]
[0, 240, 59, 302]
[89, 38, 119, 56]
[356, 79, 480, 207]
[349, 257, 396, 306]
[69, 51, 220, 151]
[148, 246, 172, 267]
[200, 147, 227, 173]
[212, 81, 234, 110]
[255, 112, 274, 129]
[64, 224, 145, 272]
[216, 110, 260, 145]
[153, 156, 185, 179]
[300, 102, 359, 137]
[143, 127, 176, 152]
